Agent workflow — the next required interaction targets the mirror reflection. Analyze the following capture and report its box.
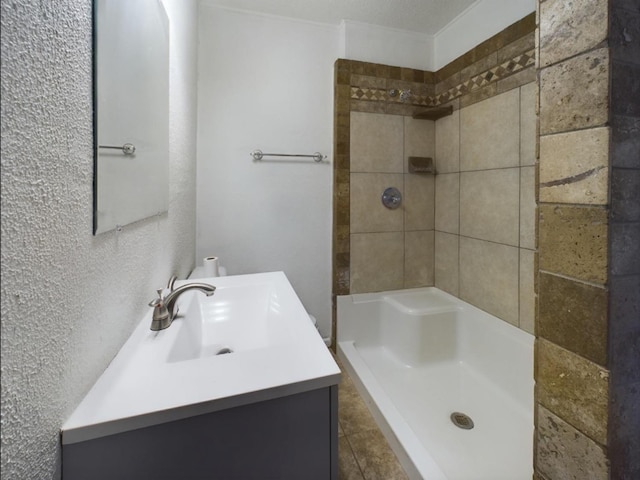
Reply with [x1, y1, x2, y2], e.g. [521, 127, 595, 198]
[93, 0, 170, 234]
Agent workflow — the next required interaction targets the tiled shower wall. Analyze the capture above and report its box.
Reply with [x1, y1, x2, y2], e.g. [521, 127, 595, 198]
[534, 1, 640, 478]
[349, 113, 435, 293]
[332, 14, 537, 341]
[434, 84, 536, 332]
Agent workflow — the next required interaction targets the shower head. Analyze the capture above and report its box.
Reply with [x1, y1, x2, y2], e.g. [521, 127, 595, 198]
[388, 88, 412, 102]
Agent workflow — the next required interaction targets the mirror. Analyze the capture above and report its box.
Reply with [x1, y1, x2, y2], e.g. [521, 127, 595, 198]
[93, 0, 170, 234]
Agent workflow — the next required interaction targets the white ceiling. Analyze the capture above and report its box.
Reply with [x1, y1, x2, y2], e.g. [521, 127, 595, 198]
[200, 0, 479, 35]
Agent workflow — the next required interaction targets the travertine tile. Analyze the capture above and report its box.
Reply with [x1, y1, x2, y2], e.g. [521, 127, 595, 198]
[350, 74, 386, 89]
[520, 166, 536, 249]
[539, 48, 609, 135]
[350, 112, 403, 172]
[404, 230, 434, 288]
[520, 82, 537, 166]
[519, 249, 535, 335]
[348, 429, 409, 480]
[435, 232, 459, 296]
[536, 405, 609, 480]
[350, 232, 404, 294]
[350, 100, 386, 114]
[496, 66, 536, 94]
[404, 174, 434, 231]
[460, 169, 520, 246]
[435, 71, 460, 95]
[536, 338, 609, 445]
[539, 0, 608, 68]
[404, 117, 435, 173]
[461, 52, 497, 79]
[459, 82, 498, 108]
[459, 237, 519, 325]
[498, 33, 535, 63]
[435, 108, 460, 174]
[338, 376, 380, 436]
[339, 437, 365, 480]
[538, 273, 608, 366]
[435, 173, 459, 234]
[350, 173, 404, 233]
[460, 88, 520, 170]
[539, 127, 610, 205]
[538, 204, 608, 284]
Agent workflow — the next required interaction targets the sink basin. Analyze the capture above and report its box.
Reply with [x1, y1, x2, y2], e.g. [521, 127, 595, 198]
[61, 271, 340, 445]
[168, 281, 291, 362]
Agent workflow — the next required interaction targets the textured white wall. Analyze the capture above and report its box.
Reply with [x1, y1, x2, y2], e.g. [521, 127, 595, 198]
[0, 0, 199, 478]
[434, 0, 536, 69]
[339, 20, 435, 71]
[196, 6, 337, 341]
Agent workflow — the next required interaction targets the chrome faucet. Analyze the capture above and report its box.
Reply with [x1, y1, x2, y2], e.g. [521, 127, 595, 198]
[148, 277, 216, 331]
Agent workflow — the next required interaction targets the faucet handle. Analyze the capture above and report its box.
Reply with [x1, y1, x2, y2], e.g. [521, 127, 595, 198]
[148, 289, 165, 307]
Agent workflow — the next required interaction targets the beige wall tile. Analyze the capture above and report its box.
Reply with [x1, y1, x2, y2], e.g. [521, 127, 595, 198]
[539, 0, 608, 68]
[404, 174, 434, 231]
[350, 112, 403, 173]
[404, 230, 435, 288]
[520, 166, 536, 249]
[536, 406, 609, 480]
[460, 169, 520, 246]
[520, 82, 537, 166]
[435, 173, 459, 234]
[539, 127, 610, 205]
[404, 117, 435, 173]
[435, 108, 460, 173]
[519, 249, 535, 335]
[435, 232, 459, 296]
[350, 173, 404, 233]
[460, 89, 520, 171]
[350, 232, 404, 293]
[459, 237, 519, 325]
[539, 48, 609, 135]
[536, 338, 609, 446]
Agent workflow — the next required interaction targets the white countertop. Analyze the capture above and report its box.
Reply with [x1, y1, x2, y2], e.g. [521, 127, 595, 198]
[62, 271, 340, 445]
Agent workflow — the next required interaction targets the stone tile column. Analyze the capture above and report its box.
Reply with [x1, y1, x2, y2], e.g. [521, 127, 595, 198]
[535, 0, 640, 478]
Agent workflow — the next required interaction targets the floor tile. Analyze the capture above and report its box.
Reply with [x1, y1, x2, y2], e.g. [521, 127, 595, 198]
[347, 429, 409, 480]
[339, 436, 366, 480]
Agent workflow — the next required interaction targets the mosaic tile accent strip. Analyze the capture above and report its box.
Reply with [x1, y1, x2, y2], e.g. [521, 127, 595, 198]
[349, 50, 535, 108]
[350, 87, 437, 107]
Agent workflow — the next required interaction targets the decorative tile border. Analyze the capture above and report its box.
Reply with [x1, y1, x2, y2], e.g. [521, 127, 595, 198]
[350, 49, 535, 108]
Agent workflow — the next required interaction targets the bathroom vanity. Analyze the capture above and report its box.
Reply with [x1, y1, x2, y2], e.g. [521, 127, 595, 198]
[61, 272, 340, 479]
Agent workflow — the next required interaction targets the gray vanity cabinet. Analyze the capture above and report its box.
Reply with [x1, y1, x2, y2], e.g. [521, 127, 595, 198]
[62, 386, 338, 479]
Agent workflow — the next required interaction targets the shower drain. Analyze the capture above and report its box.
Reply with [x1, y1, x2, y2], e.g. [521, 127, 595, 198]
[450, 412, 474, 430]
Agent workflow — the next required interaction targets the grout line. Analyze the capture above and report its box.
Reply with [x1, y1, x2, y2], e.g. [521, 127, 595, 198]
[518, 85, 522, 329]
[343, 433, 368, 479]
[457, 102, 461, 296]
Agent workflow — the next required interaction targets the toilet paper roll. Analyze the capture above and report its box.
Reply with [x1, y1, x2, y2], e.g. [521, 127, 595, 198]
[203, 256, 220, 277]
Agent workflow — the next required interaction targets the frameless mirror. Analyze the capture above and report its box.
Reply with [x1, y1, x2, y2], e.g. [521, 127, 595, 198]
[93, 0, 170, 234]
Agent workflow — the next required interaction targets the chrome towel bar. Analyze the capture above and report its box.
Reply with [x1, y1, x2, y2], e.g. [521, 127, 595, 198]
[98, 143, 136, 155]
[250, 149, 326, 163]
